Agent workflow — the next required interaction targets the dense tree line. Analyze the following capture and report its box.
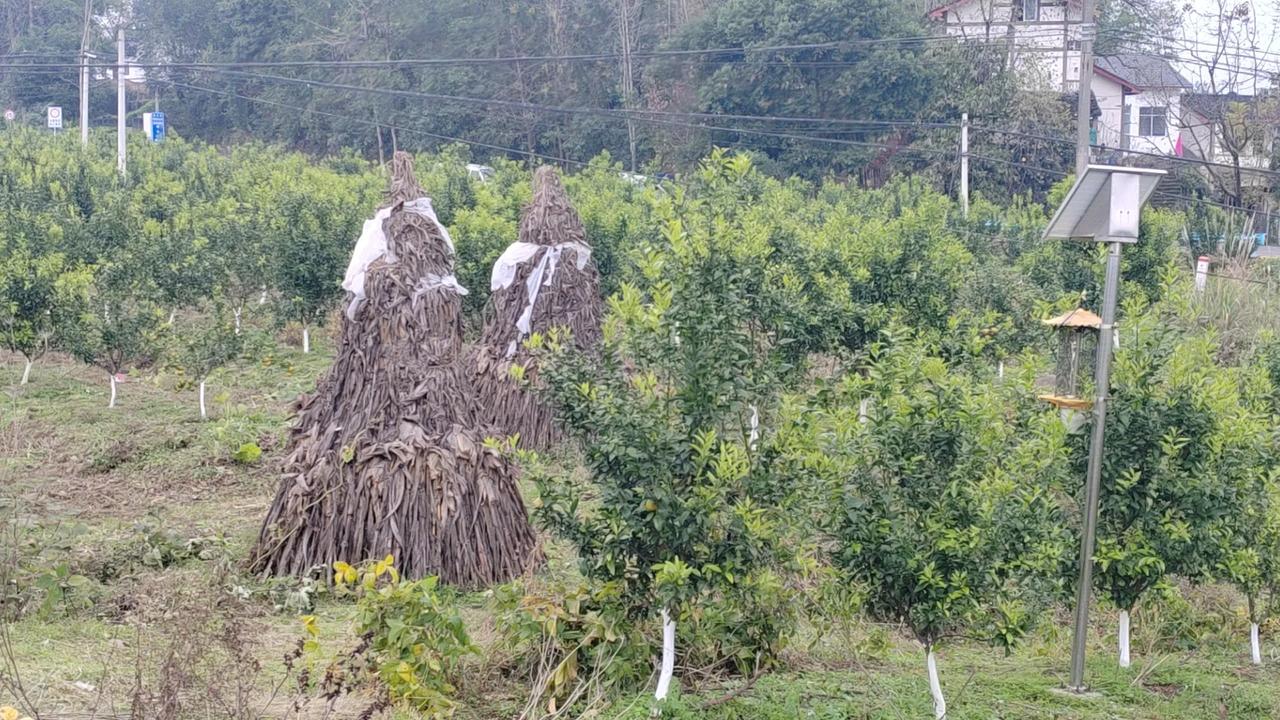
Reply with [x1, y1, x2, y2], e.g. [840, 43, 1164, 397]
[3, 0, 1195, 193]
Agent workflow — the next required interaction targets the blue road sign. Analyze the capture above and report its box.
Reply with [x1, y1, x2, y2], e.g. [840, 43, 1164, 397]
[151, 111, 166, 142]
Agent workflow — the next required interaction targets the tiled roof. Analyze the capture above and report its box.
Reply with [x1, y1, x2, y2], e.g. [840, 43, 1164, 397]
[1095, 54, 1192, 90]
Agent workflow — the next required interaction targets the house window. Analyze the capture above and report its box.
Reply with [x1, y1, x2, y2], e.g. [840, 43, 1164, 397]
[1138, 107, 1167, 137]
[1014, 0, 1040, 21]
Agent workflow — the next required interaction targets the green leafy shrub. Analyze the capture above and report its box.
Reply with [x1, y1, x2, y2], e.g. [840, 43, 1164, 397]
[493, 580, 650, 712]
[317, 557, 475, 718]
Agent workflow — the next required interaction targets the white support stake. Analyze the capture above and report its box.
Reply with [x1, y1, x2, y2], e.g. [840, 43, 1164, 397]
[654, 609, 676, 702]
[1194, 255, 1209, 294]
[927, 646, 946, 719]
[1118, 609, 1131, 668]
[199, 380, 207, 420]
[302, 326, 311, 354]
[1251, 622, 1261, 666]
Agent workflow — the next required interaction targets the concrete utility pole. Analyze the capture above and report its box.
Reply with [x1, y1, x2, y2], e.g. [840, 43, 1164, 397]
[80, 51, 90, 146]
[79, 0, 92, 146]
[116, 27, 126, 177]
[1074, 0, 1098, 175]
[960, 112, 970, 217]
[618, 0, 638, 172]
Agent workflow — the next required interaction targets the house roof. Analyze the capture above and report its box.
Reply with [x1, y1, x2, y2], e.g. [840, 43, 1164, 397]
[1094, 54, 1192, 90]
[1183, 92, 1256, 120]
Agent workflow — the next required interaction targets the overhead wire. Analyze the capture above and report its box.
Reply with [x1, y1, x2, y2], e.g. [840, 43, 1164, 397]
[162, 78, 591, 167]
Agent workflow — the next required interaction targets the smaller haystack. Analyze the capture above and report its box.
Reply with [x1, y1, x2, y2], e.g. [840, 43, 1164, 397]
[252, 152, 540, 587]
[473, 167, 603, 451]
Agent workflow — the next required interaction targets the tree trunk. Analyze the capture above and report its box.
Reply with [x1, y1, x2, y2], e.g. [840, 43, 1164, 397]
[302, 325, 311, 354]
[234, 305, 243, 335]
[655, 608, 676, 701]
[199, 379, 207, 420]
[20, 357, 32, 385]
[108, 372, 117, 408]
[927, 644, 946, 719]
[1118, 609, 1131, 668]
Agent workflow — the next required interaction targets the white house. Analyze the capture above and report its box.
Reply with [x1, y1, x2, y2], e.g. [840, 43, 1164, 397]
[1092, 54, 1191, 156]
[927, 0, 1085, 92]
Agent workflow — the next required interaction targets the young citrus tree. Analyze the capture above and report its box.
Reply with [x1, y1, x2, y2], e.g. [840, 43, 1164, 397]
[806, 339, 1070, 719]
[1086, 294, 1250, 668]
[0, 249, 91, 384]
[1216, 355, 1280, 666]
[66, 264, 164, 408]
[267, 169, 375, 353]
[531, 153, 796, 705]
[168, 301, 244, 420]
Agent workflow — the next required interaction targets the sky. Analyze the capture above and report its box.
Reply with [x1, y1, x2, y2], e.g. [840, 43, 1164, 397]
[1176, 0, 1278, 91]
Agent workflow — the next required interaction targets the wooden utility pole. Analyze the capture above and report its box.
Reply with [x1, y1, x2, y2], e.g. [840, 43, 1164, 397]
[1074, 0, 1098, 175]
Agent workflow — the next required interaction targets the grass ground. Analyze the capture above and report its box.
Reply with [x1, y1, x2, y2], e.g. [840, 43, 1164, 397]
[2, 333, 1278, 719]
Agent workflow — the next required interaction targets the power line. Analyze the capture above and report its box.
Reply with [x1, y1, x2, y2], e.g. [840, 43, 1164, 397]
[0, 30, 1102, 73]
[164, 78, 590, 167]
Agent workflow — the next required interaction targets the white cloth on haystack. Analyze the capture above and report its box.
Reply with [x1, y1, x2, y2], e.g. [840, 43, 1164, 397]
[490, 241, 592, 357]
[342, 197, 460, 319]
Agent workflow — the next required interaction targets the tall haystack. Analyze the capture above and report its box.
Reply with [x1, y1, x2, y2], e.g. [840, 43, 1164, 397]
[252, 152, 540, 587]
[473, 166, 603, 451]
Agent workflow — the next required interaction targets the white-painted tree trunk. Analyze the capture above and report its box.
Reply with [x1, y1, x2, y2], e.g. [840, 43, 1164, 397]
[927, 646, 946, 719]
[859, 398, 870, 423]
[21, 358, 32, 385]
[1251, 622, 1261, 666]
[233, 306, 242, 335]
[302, 325, 311, 354]
[199, 379, 207, 420]
[1118, 609, 1131, 668]
[168, 308, 176, 325]
[748, 404, 759, 451]
[654, 609, 676, 702]
[997, 360, 1004, 378]
[259, 287, 267, 305]
[108, 373, 118, 408]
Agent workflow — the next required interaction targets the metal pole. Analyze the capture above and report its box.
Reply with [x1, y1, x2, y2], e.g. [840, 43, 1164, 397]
[80, 51, 90, 146]
[1067, 239, 1122, 692]
[960, 112, 970, 217]
[116, 28, 126, 177]
[1075, 0, 1098, 176]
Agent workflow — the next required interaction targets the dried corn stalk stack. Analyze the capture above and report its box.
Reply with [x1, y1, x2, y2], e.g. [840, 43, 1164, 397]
[252, 152, 540, 588]
[473, 166, 603, 451]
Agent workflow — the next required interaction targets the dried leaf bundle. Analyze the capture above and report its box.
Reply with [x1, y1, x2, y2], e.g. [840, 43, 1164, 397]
[473, 167, 603, 451]
[253, 152, 540, 587]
